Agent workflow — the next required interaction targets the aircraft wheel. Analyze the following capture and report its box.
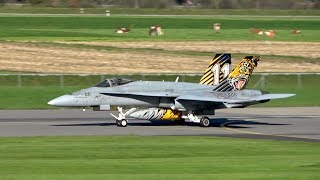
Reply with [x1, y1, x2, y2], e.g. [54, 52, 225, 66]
[116, 120, 121, 126]
[119, 119, 128, 127]
[200, 116, 210, 127]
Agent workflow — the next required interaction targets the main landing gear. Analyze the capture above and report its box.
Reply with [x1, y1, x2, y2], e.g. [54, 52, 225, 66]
[110, 107, 137, 127]
[199, 116, 210, 127]
[111, 107, 211, 127]
[186, 114, 211, 127]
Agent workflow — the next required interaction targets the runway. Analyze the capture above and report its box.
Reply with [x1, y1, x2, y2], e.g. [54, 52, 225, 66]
[0, 107, 319, 142]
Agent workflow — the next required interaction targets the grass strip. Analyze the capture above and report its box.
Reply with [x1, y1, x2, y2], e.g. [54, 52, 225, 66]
[0, 16, 319, 42]
[0, 136, 319, 179]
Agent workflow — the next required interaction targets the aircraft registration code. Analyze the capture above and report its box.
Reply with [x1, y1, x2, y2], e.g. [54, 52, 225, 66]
[217, 92, 237, 98]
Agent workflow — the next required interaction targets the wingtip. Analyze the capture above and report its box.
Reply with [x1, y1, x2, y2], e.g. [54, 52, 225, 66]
[287, 93, 296, 98]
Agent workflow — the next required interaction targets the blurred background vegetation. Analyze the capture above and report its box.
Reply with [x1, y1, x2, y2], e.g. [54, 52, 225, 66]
[1, 0, 319, 9]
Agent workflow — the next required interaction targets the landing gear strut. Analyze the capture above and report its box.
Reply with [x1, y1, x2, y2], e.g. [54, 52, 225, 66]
[111, 107, 136, 127]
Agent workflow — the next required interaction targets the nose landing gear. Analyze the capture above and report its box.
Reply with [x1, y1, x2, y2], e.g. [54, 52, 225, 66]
[116, 119, 128, 127]
[110, 107, 137, 127]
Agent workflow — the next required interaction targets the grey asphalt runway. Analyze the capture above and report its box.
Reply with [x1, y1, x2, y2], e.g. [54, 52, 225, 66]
[0, 107, 319, 142]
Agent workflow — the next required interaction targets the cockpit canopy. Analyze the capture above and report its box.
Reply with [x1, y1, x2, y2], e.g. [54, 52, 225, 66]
[94, 78, 134, 87]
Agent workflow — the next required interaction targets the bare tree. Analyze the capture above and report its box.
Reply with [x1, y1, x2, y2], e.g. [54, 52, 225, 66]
[134, 0, 140, 8]
[68, 0, 80, 7]
[49, 0, 60, 7]
[212, 0, 221, 9]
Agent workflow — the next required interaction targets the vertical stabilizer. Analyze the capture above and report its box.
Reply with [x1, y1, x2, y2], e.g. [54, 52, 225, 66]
[200, 54, 231, 85]
[213, 56, 260, 92]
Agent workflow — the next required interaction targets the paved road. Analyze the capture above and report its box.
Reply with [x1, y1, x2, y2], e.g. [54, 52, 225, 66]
[0, 107, 319, 142]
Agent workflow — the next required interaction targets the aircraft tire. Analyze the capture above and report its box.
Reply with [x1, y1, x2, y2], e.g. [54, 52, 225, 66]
[120, 119, 128, 127]
[200, 117, 210, 127]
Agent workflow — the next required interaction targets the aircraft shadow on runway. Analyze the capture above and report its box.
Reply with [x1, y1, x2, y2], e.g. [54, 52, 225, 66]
[52, 118, 290, 128]
[212, 118, 290, 128]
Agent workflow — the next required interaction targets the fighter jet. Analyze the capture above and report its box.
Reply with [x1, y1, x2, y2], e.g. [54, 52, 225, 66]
[48, 54, 295, 127]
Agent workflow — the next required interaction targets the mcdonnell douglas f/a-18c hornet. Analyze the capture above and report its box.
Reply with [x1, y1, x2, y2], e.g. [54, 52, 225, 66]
[48, 54, 295, 127]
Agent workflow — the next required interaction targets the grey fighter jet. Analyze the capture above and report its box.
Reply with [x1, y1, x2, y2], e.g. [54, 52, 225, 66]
[48, 54, 295, 127]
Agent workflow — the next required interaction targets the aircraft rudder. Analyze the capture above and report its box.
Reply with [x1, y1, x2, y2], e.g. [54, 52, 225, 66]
[213, 55, 260, 92]
[199, 53, 231, 86]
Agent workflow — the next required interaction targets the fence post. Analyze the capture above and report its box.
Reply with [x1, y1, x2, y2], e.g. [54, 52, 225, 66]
[60, 74, 64, 88]
[101, 74, 105, 81]
[181, 75, 186, 82]
[17, 73, 21, 88]
[260, 74, 265, 89]
[297, 74, 302, 89]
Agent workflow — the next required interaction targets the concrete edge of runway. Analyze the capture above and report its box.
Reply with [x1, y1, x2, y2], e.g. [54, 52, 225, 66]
[0, 107, 319, 142]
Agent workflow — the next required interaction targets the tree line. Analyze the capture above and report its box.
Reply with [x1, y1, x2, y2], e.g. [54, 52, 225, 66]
[1, 0, 319, 9]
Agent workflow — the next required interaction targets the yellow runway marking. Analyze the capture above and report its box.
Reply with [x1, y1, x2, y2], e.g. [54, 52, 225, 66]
[131, 120, 317, 141]
[221, 121, 316, 140]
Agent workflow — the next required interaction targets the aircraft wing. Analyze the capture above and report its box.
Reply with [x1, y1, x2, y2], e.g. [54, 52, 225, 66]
[254, 94, 296, 101]
[176, 94, 251, 103]
[101, 91, 295, 104]
[176, 92, 295, 104]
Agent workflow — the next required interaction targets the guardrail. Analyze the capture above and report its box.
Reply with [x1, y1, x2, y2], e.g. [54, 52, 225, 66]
[0, 73, 319, 88]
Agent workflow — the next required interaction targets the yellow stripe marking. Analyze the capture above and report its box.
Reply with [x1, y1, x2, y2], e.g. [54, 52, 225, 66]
[200, 73, 213, 84]
[220, 121, 316, 140]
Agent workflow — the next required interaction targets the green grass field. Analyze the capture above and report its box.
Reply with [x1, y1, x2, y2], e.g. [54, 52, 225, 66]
[0, 136, 319, 179]
[0, 74, 318, 109]
[0, 16, 319, 41]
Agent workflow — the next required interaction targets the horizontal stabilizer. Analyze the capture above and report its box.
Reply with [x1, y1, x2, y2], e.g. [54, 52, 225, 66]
[255, 93, 296, 101]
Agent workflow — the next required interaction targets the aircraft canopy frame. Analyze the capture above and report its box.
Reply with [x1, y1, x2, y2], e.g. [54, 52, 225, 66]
[94, 78, 135, 87]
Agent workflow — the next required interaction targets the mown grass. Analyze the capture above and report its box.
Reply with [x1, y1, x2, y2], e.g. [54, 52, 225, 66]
[0, 136, 319, 179]
[0, 74, 318, 109]
[0, 16, 318, 41]
[23, 41, 318, 63]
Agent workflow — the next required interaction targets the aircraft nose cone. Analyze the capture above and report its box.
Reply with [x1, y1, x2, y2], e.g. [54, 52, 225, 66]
[48, 95, 75, 106]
